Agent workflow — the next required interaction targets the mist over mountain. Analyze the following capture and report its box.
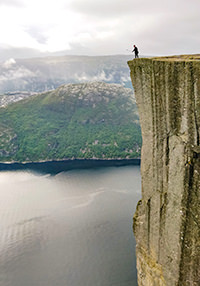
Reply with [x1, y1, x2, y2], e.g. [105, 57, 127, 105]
[0, 55, 133, 94]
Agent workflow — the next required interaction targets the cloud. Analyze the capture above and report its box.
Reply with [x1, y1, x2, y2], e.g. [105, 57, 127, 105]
[25, 26, 49, 45]
[3, 58, 16, 68]
[69, 0, 192, 18]
[68, 0, 200, 55]
[73, 70, 130, 86]
[70, 0, 135, 18]
[0, 0, 24, 7]
[0, 66, 38, 82]
[1, 0, 200, 57]
[132, 8, 200, 55]
[74, 71, 114, 82]
[0, 47, 49, 62]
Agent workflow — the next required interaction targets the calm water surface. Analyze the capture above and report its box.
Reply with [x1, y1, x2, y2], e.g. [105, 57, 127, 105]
[0, 166, 141, 286]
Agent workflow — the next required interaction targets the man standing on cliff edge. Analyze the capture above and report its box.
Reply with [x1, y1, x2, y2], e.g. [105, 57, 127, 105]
[132, 45, 139, 58]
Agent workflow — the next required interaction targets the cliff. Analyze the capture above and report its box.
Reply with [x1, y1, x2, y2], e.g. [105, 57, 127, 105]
[128, 56, 200, 286]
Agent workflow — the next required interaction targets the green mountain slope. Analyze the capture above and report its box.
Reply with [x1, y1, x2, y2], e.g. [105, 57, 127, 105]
[0, 82, 141, 162]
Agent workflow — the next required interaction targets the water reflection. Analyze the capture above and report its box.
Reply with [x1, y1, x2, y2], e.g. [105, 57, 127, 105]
[0, 166, 141, 286]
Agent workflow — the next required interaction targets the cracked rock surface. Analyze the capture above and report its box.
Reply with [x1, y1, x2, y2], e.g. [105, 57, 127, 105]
[128, 56, 200, 286]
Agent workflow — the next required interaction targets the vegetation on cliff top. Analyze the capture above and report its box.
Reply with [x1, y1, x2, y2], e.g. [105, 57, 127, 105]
[0, 82, 141, 162]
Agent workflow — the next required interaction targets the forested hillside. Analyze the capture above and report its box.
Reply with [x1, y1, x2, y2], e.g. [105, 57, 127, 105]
[0, 82, 141, 162]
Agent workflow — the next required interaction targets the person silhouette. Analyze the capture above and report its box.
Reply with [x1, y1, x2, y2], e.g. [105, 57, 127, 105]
[132, 45, 139, 58]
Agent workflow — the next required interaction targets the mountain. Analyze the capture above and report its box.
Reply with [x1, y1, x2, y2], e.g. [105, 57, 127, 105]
[0, 91, 37, 107]
[0, 55, 133, 94]
[0, 82, 141, 163]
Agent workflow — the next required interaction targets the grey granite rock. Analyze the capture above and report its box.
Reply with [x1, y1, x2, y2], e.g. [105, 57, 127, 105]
[128, 56, 200, 286]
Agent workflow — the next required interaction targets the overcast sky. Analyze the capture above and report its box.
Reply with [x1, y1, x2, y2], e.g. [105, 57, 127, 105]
[0, 0, 200, 59]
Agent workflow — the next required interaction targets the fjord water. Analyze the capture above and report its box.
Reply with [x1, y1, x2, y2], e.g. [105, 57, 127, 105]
[0, 165, 141, 286]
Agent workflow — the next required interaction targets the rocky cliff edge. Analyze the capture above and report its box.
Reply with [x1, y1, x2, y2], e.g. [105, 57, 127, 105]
[128, 56, 200, 286]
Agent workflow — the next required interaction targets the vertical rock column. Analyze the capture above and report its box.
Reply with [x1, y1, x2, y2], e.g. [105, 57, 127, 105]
[128, 57, 200, 286]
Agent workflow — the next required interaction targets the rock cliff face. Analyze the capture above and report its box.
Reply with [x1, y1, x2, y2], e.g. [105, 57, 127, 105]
[128, 56, 200, 286]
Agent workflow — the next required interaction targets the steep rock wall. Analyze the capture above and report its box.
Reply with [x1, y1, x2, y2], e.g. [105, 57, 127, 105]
[128, 56, 200, 286]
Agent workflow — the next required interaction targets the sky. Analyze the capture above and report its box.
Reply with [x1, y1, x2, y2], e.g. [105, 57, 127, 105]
[0, 0, 200, 59]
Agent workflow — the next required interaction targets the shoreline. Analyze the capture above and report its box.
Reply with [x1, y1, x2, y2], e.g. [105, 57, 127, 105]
[0, 158, 140, 174]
